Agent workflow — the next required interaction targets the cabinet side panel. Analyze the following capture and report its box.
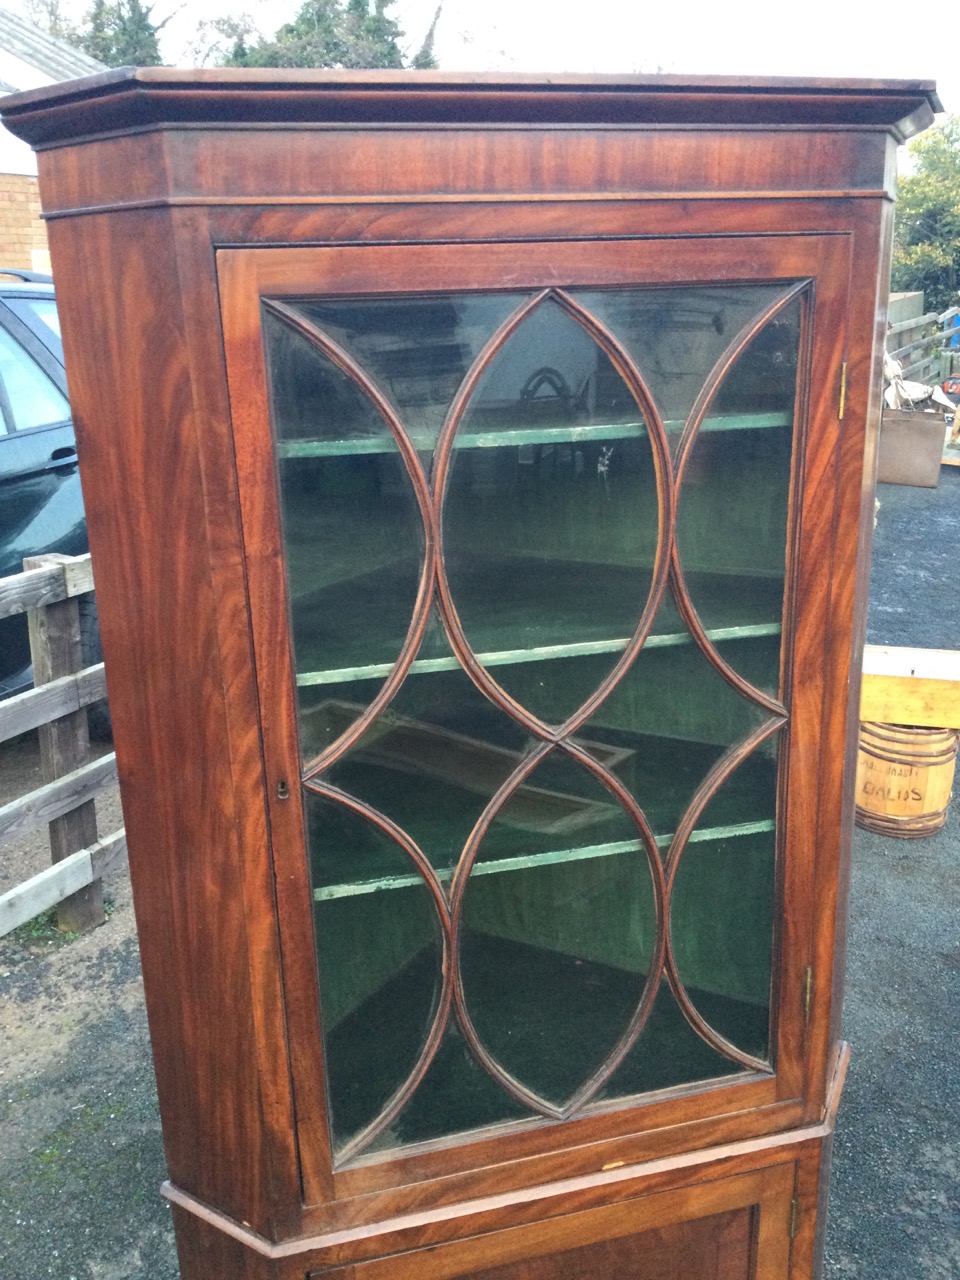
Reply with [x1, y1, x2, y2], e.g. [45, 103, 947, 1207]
[794, 193, 894, 1120]
[825, 192, 896, 1052]
[43, 207, 284, 1231]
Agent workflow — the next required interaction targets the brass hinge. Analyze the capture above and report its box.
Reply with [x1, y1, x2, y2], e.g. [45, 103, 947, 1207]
[838, 361, 848, 421]
[803, 966, 814, 1020]
[789, 1197, 800, 1240]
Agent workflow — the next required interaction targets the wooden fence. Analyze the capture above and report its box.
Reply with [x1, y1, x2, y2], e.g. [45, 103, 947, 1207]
[887, 304, 960, 383]
[0, 553, 125, 937]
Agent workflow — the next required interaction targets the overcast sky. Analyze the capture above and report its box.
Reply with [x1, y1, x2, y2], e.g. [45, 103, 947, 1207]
[155, 0, 953, 115]
[7, 0, 952, 117]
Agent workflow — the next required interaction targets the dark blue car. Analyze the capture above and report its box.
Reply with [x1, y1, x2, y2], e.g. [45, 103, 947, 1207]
[0, 268, 102, 721]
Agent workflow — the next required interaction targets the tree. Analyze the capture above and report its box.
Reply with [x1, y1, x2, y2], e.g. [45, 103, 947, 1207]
[179, 14, 261, 68]
[225, 0, 438, 71]
[82, 0, 119, 64]
[892, 116, 960, 313]
[410, 5, 440, 70]
[29, 0, 168, 67]
[24, 0, 80, 44]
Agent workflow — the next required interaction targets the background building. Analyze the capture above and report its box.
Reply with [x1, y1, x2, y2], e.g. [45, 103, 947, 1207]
[0, 8, 102, 270]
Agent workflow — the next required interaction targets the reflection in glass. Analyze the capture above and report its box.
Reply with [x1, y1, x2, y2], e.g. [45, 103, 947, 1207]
[294, 294, 526, 443]
[573, 285, 791, 452]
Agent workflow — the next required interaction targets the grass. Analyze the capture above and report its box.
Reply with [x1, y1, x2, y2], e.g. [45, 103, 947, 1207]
[9, 892, 115, 950]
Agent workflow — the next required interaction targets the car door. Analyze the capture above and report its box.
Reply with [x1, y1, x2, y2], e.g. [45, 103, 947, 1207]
[0, 295, 81, 691]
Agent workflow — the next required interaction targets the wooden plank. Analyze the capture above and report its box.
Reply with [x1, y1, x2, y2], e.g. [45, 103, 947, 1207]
[887, 312, 939, 336]
[0, 554, 93, 620]
[0, 662, 107, 743]
[0, 564, 66, 619]
[888, 332, 947, 361]
[0, 753, 117, 847]
[62, 555, 96, 598]
[0, 847, 92, 936]
[90, 827, 128, 878]
[25, 553, 104, 932]
[860, 644, 960, 728]
[0, 828, 126, 937]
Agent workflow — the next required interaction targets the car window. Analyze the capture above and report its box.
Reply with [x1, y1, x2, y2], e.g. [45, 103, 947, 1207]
[5, 296, 63, 361]
[0, 325, 70, 434]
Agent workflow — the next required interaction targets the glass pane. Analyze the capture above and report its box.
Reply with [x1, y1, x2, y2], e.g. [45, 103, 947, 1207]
[578, 639, 777, 839]
[596, 742, 780, 1101]
[459, 816, 657, 1107]
[261, 281, 802, 1159]
[0, 325, 69, 432]
[443, 298, 658, 724]
[362, 1022, 529, 1155]
[6, 296, 63, 359]
[669, 743, 781, 1061]
[307, 793, 442, 1148]
[315, 646, 657, 880]
[265, 313, 426, 745]
[675, 297, 800, 671]
[600, 979, 747, 1098]
[572, 285, 790, 452]
[293, 294, 526, 444]
[317, 653, 525, 878]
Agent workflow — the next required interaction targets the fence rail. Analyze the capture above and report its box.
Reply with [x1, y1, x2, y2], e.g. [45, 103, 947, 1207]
[887, 305, 960, 382]
[0, 553, 123, 937]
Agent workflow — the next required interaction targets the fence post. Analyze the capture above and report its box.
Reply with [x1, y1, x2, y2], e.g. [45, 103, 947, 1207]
[23, 553, 104, 933]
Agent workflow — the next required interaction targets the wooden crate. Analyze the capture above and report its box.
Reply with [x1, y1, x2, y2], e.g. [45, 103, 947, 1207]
[877, 410, 946, 487]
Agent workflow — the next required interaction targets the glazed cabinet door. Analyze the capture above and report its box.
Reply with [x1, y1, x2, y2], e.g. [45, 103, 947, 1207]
[218, 234, 850, 1191]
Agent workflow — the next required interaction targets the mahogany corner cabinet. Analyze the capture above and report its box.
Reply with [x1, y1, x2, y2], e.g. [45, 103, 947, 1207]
[1, 70, 939, 1280]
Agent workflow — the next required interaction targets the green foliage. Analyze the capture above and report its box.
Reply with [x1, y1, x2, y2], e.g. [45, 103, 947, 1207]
[225, 0, 437, 70]
[84, 0, 164, 66]
[893, 116, 960, 312]
[28, 0, 166, 67]
[29, 0, 440, 72]
[82, 0, 118, 64]
[410, 4, 440, 69]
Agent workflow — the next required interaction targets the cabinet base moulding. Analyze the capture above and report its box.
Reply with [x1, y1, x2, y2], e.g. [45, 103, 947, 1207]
[162, 1044, 848, 1279]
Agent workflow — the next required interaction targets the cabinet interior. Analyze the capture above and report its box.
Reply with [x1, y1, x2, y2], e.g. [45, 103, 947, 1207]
[261, 282, 801, 1158]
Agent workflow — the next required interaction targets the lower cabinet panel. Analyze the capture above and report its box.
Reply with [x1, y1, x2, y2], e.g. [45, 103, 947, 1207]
[427, 1208, 755, 1280]
[304, 1160, 797, 1280]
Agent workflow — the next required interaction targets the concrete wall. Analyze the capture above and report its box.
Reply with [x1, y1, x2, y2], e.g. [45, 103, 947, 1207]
[888, 291, 926, 325]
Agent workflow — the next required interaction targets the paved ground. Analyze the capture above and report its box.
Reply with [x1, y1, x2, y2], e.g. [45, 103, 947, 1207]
[822, 466, 960, 1278]
[0, 470, 957, 1280]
